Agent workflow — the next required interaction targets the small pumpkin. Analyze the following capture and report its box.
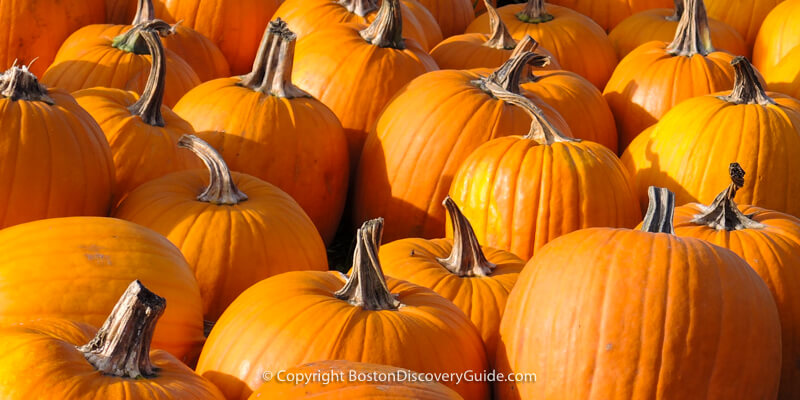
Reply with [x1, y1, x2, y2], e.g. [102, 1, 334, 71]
[196, 219, 489, 400]
[448, 89, 640, 260]
[547, 0, 672, 31]
[414, 0, 475, 38]
[705, 0, 783, 47]
[622, 57, 800, 217]
[0, 281, 225, 399]
[173, 20, 349, 244]
[114, 135, 329, 322]
[603, 0, 737, 150]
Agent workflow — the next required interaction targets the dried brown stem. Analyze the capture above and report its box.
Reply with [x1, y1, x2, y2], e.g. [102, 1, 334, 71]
[128, 29, 167, 126]
[722, 57, 775, 105]
[691, 163, 765, 230]
[360, 0, 405, 49]
[338, 0, 379, 17]
[240, 19, 308, 98]
[177, 135, 248, 205]
[0, 64, 53, 104]
[666, 0, 684, 21]
[641, 187, 675, 234]
[132, 0, 155, 24]
[437, 197, 496, 277]
[484, 0, 516, 50]
[517, 0, 554, 23]
[666, 0, 714, 56]
[491, 81, 578, 145]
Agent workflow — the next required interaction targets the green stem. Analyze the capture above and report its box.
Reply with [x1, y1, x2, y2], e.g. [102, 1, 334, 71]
[128, 29, 167, 126]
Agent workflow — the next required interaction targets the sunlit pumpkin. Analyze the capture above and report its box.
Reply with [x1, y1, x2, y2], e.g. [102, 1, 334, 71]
[548, 0, 672, 31]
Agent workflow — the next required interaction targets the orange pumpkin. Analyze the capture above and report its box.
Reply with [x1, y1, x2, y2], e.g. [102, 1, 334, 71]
[106, 0, 138, 23]
[0, 281, 225, 399]
[414, 0, 475, 38]
[173, 20, 349, 245]
[404, 0, 446, 48]
[548, 0, 672, 31]
[753, 0, 800, 89]
[603, 0, 737, 150]
[465, 0, 618, 89]
[114, 135, 329, 321]
[354, 50, 570, 242]
[0, 217, 206, 364]
[622, 57, 800, 217]
[249, 361, 463, 399]
[196, 219, 489, 400]
[0, 65, 114, 229]
[472, 0, 494, 14]
[495, 187, 782, 399]
[292, 0, 438, 172]
[609, 0, 747, 59]
[74, 22, 200, 205]
[762, 46, 800, 100]
[705, 0, 784, 48]
[380, 197, 524, 364]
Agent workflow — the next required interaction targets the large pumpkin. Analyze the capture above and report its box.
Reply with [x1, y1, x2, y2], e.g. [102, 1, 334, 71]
[0, 281, 224, 399]
[173, 20, 349, 244]
[705, 0, 783, 48]
[0, 217, 206, 364]
[414, 0, 475, 38]
[74, 22, 200, 205]
[114, 135, 328, 321]
[448, 89, 640, 260]
[0, 65, 114, 229]
[196, 219, 489, 400]
[495, 187, 782, 399]
[622, 57, 800, 217]
[380, 197, 524, 364]
[465, 0, 618, 89]
[752, 0, 800, 93]
[548, 0, 672, 31]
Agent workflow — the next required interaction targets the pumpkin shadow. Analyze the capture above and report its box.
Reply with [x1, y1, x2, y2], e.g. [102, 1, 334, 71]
[628, 135, 696, 210]
[42, 60, 146, 99]
[201, 370, 252, 399]
[604, 80, 661, 154]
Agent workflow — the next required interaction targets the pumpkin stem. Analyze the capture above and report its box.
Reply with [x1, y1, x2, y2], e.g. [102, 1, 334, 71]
[112, 19, 174, 55]
[127, 27, 169, 126]
[491, 81, 578, 145]
[240, 19, 308, 98]
[77, 280, 165, 379]
[722, 57, 775, 105]
[517, 0, 554, 24]
[666, 0, 684, 21]
[360, 0, 405, 49]
[642, 187, 675, 234]
[691, 163, 765, 230]
[476, 46, 549, 94]
[511, 35, 551, 83]
[177, 134, 248, 205]
[132, 0, 156, 24]
[0, 63, 54, 104]
[335, 218, 401, 310]
[666, 0, 714, 56]
[484, 0, 516, 50]
[338, 0, 379, 17]
[437, 197, 496, 277]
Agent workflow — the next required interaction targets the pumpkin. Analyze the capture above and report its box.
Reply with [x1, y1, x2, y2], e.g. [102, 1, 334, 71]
[0, 65, 114, 229]
[74, 22, 200, 205]
[0, 0, 105, 76]
[273, 0, 443, 51]
[603, 0, 737, 151]
[705, 0, 784, 48]
[753, 0, 800, 81]
[762, 46, 800, 100]
[106, 0, 138, 23]
[114, 135, 329, 321]
[414, 0, 475, 38]
[0, 217, 206, 364]
[465, 0, 618, 89]
[609, 0, 747, 59]
[249, 360, 463, 399]
[548, 0, 672, 31]
[380, 197, 524, 364]
[42, 19, 201, 107]
[353, 50, 571, 242]
[661, 163, 800, 399]
[472, 0, 494, 14]
[196, 219, 489, 400]
[430, 0, 560, 70]
[622, 57, 800, 217]
[495, 187, 782, 399]
[0, 281, 224, 399]
[173, 20, 349, 245]
[292, 0, 438, 173]
[448, 89, 640, 260]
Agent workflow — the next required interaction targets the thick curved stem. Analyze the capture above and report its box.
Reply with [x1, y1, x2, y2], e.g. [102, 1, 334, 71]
[132, 0, 155, 24]
[641, 187, 675, 234]
[177, 135, 248, 205]
[437, 197, 496, 277]
[517, 0, 553, 23]
[476, 47, 549, 94]
[484, 0, 516, 50]
[338, 0, 379, 17]
[128, 30, 167, 126]
[722, 57, 775, 105]
[335, 218, 401, 310]
[491, 82, 578, 145]
[112, 19, 174, 55]
[360, 0, 404, 49]
[511, 35, 551, 82]
[240, 19, 308, 98]
[666, 0, 684, 21]
[0, 64, 53, 104]
[666, 0, 714, 56]
[78, 281, 165, 379]
[691, 163, 765, 230]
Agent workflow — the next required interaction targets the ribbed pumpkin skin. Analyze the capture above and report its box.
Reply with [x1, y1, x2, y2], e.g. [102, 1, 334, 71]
[249, 360, 464, 399]
[196, 272, 489, 400]
[414, 0, 475, 38]
[603, 42, 736, 150]
[705, 0, 784, 47]
[609, 8, 747, 59]
[172, 79, 349, 245]
[293, 24, 438, 172]
[430, 34, 560, 71]
[448, 137, 641, 260]
[521, 70, 618, 152]
[113, 170, 329, 321]
[151, 0, 279, 75]
[380, 238, 524, 363]
[105, 0, 137, 23]
[0, 319, 225, 399]
[496, 229, 782, 399]
[404, 0, 445, 47]
[0, 217, 205, 364]
[353, 69, 571, 242]
[0, 0, 105, 76]
[764, 46, 800, 99]
[548, 0, 672, 31]
[465, 4, 618, 89]
[621, 92, 800, 217]
[753, 0, 800, 77]
[0, 88, 114, 229]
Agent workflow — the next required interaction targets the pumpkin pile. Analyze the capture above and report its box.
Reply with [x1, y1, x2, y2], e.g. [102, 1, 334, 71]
[0, 0, 797, 398]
